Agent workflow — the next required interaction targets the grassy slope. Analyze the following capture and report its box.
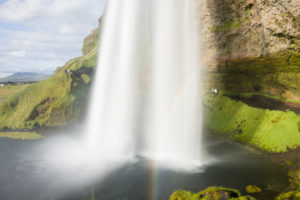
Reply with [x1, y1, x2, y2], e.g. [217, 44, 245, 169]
[204, 95, 300, 153]
[0, 85, 28, 99]
[0, 28, 99, 130]
[0, 132, 42, 140]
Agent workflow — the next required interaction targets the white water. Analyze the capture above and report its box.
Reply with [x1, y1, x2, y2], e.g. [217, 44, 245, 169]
[86, 0, 203, 165]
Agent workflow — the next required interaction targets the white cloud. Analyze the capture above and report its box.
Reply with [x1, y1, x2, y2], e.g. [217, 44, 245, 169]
[8, 50, 26, 57]
[0, 0, 107, 74]
[0, 72, 11, 78]
[0, 0, 41, 22]
[60, 25, 74, 34]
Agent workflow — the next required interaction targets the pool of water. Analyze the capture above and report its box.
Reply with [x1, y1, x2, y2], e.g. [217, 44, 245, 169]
[0, 129, 289, 200]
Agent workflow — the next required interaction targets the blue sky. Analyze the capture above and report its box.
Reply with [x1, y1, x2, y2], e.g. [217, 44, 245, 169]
[0, 0, 107, 77]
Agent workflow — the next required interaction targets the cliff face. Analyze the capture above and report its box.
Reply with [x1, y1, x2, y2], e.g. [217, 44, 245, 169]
[200, 0, 300, 101]
[200, 2, 300, 191]
[82, 18, 102, 56]
[203, 0, 299, 60]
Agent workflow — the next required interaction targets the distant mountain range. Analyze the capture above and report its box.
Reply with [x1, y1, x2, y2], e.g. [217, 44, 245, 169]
[0, 72, 51, 83]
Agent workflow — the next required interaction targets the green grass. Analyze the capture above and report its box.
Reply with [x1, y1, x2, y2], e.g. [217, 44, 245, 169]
[0, 73, 71, 129]
[0, 84, 28, 99]
[0, 132, 42, 140]
[204, 95, 300, 152]
[0, 45, 98, 130]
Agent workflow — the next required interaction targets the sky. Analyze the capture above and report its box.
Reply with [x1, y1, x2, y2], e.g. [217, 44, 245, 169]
[0, 0, 107, 77]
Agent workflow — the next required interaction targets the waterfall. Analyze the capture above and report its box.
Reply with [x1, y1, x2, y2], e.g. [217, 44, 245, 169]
[85, 0, 203, 165]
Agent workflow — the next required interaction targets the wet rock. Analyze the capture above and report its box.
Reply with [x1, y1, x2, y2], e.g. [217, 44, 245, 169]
[245, 185, 262, 194]
[275, 190, 300, 200]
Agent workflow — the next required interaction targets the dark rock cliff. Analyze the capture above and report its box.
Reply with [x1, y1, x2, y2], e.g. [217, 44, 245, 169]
[200, 0, 300, 101]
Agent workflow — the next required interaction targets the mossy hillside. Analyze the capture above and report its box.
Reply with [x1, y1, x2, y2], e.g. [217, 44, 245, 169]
[204, 95, 300, 152]
[0, 18, 100, 130]
[0, 44, 98, 129]
[170, 187, 255, 200]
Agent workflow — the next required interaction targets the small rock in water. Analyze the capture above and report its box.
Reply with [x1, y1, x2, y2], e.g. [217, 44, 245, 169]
[245, 185, 262, 194]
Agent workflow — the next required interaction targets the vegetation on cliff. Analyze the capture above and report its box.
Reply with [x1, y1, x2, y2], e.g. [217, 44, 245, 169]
[204, 94, 300, 152]
[0, 20, 101, 130]
[0, 132, 42, 140]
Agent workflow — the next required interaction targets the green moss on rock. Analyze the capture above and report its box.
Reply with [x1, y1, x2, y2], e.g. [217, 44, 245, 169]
[210, 19, 243, 32]
[170, 190, 193, 200]
[204, 95, 300, 152]
[245, 185, 262, 194]
[170, 186, 255, 200]
[275, 191, 300, 200]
